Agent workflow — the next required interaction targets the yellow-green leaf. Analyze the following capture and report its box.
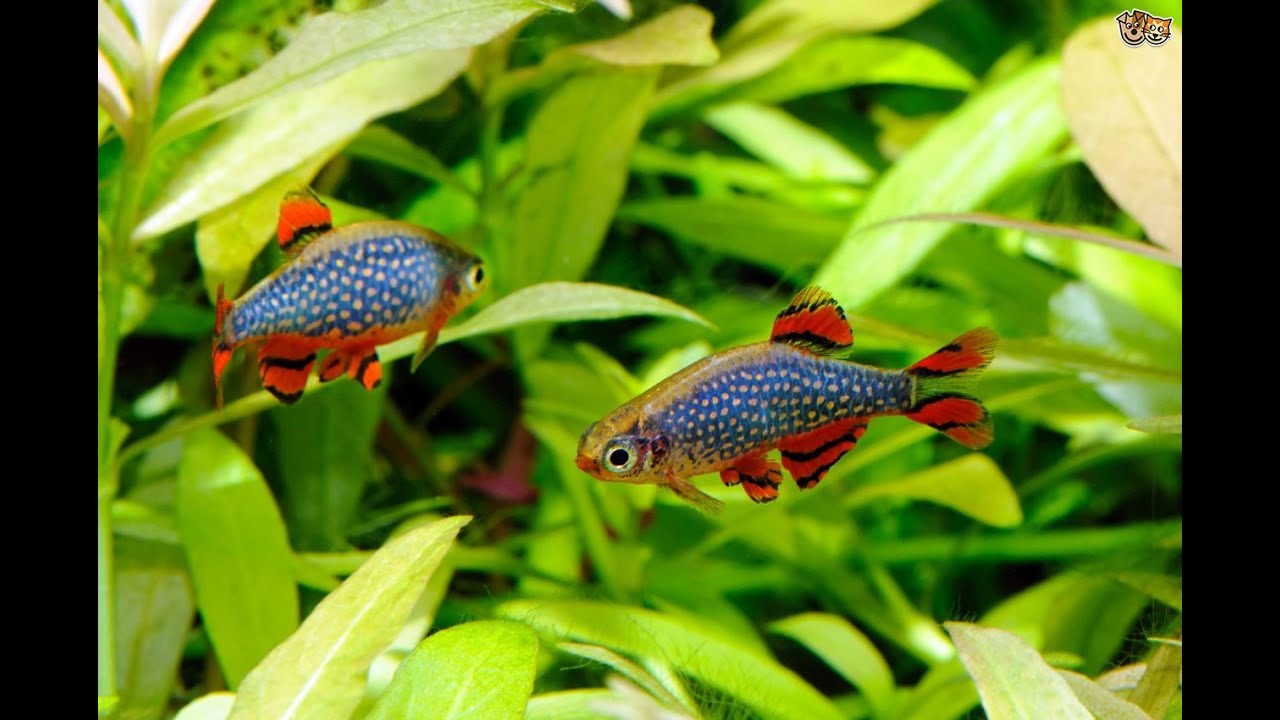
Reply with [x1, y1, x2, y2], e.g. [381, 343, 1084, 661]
[846, 454, 1023, 528]
[1062, 18, 1182, 256]
[945, 622, 1093, 720]
[769, 613, 894, 719]
[177, 429, 296, 688]
[229, 516, 469, 720]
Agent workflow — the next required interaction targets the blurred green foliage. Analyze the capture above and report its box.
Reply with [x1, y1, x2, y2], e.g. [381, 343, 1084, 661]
[99, 1, 1182, 718]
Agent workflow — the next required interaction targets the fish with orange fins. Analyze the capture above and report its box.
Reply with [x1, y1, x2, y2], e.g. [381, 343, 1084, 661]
[212, 190, 487, 406]
[575, 287, 997, 514]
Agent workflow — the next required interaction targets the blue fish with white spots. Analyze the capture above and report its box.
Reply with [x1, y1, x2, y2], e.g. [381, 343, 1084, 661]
[575, 287, 997, 514]
[212, 190, 487, 405]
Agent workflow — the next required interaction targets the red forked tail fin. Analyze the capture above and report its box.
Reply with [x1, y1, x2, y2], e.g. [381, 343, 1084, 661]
[905, 328, 997, 449]
[212, 284, 234, 409]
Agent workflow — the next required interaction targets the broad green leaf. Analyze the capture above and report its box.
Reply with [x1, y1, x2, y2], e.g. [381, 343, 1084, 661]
[1107, 572, 1181, 611]
[120, 0, 216, 71]
[557, 643, 693, 715]
[846, 454, 1023, 528]
[1128, 415, 1181, 434]
[769, 613, 895, 719]
[194, 152, 333, 298]
[177, 429, 297, 688]
[813, 58, 1068, 309]
[566, 4, 717, 67]
[175, 693, 236, 720]
[945, 622, 1092, 720]
[156, 0, 543, 144]
[525, 690, 617, 720]
[229, 516, 469, 720]
[115, 540, 194, 720]
[272, 380, 385, 551]
[731, 36, 976, 105]
[498, 600, 843, 720]
[1062, 18, 1182, 256]
[653, 0, 934, 115]
[346, 125, 473, 196]
[1056, 671, 1151, 720]
[382, 282, 712, 360]
[366, 620, 538, 719]
[503, 71, 656, 294]
[619, 196, 846, 273]
[704, 103, 874, 184]
[136, 47, 468, 241]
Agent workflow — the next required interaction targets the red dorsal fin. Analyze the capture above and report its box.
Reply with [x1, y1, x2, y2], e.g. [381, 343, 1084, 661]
[770, 286, 854, 355]
[277, 188, 332, 255]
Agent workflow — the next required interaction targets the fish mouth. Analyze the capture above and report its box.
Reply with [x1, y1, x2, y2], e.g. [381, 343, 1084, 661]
[575, 454, 599, 475]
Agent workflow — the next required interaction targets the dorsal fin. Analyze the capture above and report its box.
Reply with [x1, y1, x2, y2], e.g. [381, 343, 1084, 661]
[276, 188, 332, 255]
[770, 286, 854, 355]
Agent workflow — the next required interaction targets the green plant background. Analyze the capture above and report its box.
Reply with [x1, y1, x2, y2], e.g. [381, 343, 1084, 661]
[98, 1, 1182, 718]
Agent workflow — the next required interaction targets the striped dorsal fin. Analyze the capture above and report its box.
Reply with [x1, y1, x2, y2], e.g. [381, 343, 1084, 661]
[276, 188, 332, 256]
[770, 286, 854, 355]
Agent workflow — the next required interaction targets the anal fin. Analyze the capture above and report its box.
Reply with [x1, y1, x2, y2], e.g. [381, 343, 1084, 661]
[258, 338, 316, 405]
[777, 418, 868, 489]
[346, 347, 383, 390]
[720, 452, 783, 503]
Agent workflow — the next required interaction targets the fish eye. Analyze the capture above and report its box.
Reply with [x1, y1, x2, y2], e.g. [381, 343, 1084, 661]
[465, 263, 486, 291]
[603, 442, 637, 473]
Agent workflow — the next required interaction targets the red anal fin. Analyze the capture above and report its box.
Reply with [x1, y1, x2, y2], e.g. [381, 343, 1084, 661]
[345, 347, 383, 391]
[316, 351, 351, 383]
[720, 453, 782, 503]
[258, 338, 316, 405]
[212, 284, 235, 408]
[277, 188, 332, 255]
[907, 327, 997, 378]
[777, 418, 868, 489]
[770, 286, 854, 355]
[906, 394, 993, 449]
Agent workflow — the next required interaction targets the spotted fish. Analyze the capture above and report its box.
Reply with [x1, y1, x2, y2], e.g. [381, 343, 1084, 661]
[575, 287, 997, 514]
[212, 190, 487, 406]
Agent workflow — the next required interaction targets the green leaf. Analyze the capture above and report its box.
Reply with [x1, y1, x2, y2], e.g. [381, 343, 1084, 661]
[619, 196, 845, 272]
[229, 516, 469, 720]
[653, 0, 934, 115]
[1127, 415, 1181, 434]
[381, 282, 712, 360]
[156, 0, 544, 144]
[769, 613, 895, 719]
[564, 4, 717, 67]
[175, 693, 236, 720]
[497, 600, 843, 720]
[346, 124, 473, 196]
[136, 47, 468, 241]
[813, 58, 1068, 309]
[177, 428, 297, 688]
[98, 1, 141, 83]
[194, 153, 332, 298]
[503, 71, 656, 294]
[557, 643, 694, 715]
[1062, 18, 1182, 256]
[525, 690, 617, 720]
[1108, 572, 1182, 611]
[846, 454, 1023, 528]
[704, 102, 874, 184]
[115, 540, 194, 719]
[731, 36, 976, 105]
[272, 380, 385, 551]
[945, 622, 1092, 720]
[366, 620, 538, 719]
[1130, 638, 1181, 720]
[1056, 670, 1151, 720]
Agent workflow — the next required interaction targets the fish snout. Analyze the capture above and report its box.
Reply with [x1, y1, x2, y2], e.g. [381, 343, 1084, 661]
[575, 454, 599, 475]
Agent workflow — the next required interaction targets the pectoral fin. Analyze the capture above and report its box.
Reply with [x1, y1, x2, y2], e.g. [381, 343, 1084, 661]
[410, 329, 439, 373]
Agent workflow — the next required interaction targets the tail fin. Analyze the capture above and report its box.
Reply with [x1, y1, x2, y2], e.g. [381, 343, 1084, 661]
[905, 327, 997, 449]
[212, 284, 234, 409]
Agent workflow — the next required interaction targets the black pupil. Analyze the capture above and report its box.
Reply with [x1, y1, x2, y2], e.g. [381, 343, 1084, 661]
[608, 448, 630, 467]
[473, 266, 484, 283]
